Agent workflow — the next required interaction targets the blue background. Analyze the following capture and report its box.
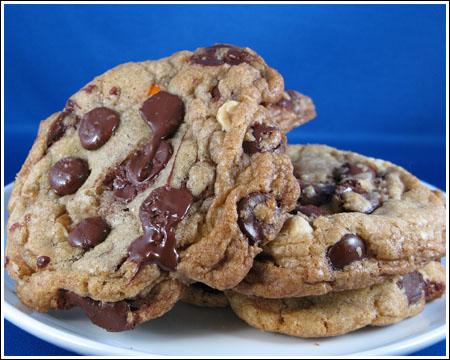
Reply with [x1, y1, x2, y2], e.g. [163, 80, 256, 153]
[4, 4, 446, 356]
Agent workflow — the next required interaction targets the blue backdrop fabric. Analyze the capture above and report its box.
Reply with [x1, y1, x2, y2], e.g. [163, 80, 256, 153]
[4, 4, 446, 356]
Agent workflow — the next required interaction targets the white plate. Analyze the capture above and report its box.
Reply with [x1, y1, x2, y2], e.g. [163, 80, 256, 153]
[3, 182, 446, 356]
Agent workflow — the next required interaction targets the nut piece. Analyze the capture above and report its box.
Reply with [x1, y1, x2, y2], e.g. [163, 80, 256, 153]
[217, 100, 240, 131]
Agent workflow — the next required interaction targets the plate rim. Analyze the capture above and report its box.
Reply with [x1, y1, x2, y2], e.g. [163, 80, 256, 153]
[4, 299, 446, 356]
[3, 181, 446, 356]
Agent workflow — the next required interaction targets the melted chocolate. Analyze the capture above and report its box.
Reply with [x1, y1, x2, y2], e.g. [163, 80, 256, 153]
[128, 186, 193, 272]
[140, 91, 185, 139]
[57, 289, 133, 332]
[104, 141, 173, 203]
[104, 91, 184, 203]
[126, 141, 173, 185]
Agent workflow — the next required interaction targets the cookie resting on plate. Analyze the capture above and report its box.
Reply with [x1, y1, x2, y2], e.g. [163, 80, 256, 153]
[6, 44, 316, 330]
[227, 261, 446, 338]
[234, 144, 446, 298]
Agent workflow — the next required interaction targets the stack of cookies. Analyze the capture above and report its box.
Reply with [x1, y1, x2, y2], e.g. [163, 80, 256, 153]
[6, 45, 446, 338]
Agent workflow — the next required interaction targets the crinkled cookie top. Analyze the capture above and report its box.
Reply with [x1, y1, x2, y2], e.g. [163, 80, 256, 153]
[6, 45, 314, 330]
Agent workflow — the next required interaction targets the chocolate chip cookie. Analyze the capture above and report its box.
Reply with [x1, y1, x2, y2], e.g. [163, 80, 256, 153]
[182, 283, 229, 308]
[227, 261, 445, 338]
[6, 45, 313, 330]
[234, 144, 446, 298]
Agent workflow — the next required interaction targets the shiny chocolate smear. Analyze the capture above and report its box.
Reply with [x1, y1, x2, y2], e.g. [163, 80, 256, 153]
[128, 186, 193, 272]
[57, 289, 133, 332]
[104, 91, 184, 203]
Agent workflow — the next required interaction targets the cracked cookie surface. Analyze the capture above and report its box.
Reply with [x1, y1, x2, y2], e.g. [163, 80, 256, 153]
[6, 45, 313, 330]
[234, 144, 446, 298]
[227, 261, 445, 338]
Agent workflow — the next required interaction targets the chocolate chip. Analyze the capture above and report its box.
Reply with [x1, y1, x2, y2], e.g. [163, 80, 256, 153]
[83, 84, 97, 93]
[79, 107, 120, 150]
[46, 111, 80, 150]
[328, 161, 385, 214]
[68, 217, 111, 250]
[224, 47, 252, 65]
[9, 223, 20, 233]
[105, 141, 173, 203]
[109, 86, 120, 96]
[210, 85, 221, 102]
[139, 91, 185, 139]
[237, 193, 271, 245]
[275, 90, 302, 113]
[424, 280, 445, 302]
[299, 182, 335, 206]
[49, 157, 90, 196]
[254, 252, 276, 263]
[243, 124, 282, 155]
[36, 256, 50, 268]
[335, 162, 377, 180]
[65, 99, 78, 112]
[190, 44, 254, 66]
[47, 113, 69, 148]
[57, 289, 133, 332]
[104, 92, 184, 204]
[126, 141, 172, 184]
[10, 215, 31, 233]
[103, 141, 173, 204]
[397, 271, 426, 305]
[327, 234, 367, 270]
[104, 91, 183, 203]
[334, 180, 382, 214]
[111, 182, 136, 203]
[128, 186, 193, 272]
[139, 187, 192, 232]
[296, 204, 326, 218]
[343, 163, 364, 176]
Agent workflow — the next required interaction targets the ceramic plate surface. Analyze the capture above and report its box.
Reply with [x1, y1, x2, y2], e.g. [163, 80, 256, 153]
[3, 182, 447, 356]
